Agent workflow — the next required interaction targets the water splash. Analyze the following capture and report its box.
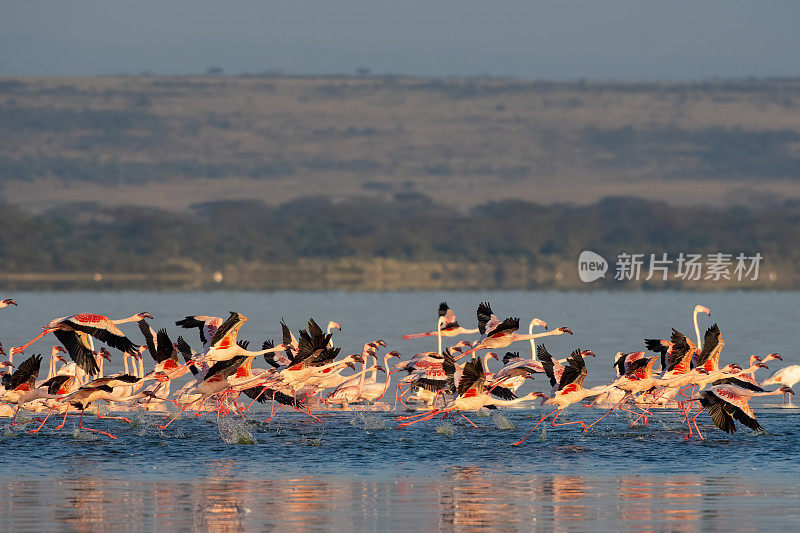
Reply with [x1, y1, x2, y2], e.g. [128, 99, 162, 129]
[435, 423, 454, 436]
[218, 418, 255, 445]
[475, 408, 490, 418]
[349, 412, 387, 431]
[492, 412, 516, 430]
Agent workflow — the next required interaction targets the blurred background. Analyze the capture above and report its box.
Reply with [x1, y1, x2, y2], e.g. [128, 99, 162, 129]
[2, 1, 799, 290]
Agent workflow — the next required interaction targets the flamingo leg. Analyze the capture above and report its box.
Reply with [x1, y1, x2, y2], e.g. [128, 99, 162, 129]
[10, 405, 43, 426]
[29, 403, 60, 434]
[158, 397, 201, 430]
[264, 402, 282, 422]
[457, 410, 478, 428]
[618, 404, 649, 426]
[512, 409, 558, 446]
[397, 408, 444, 428]
[302, 406, 323, 424]
[97, 411, 131, 424]
[551, 408, 587, 430]
[583, 395, 630, 431]
[78, 409, 117, 439]
[11, 330, 49, 354]
[54, 406, 71, 430]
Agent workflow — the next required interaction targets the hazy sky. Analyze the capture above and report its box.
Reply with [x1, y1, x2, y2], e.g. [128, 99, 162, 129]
[2, 1, 799, 79]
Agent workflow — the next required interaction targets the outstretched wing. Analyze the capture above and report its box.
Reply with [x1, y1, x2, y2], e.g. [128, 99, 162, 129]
[54, 329, 99, 375]
[558, 350, 587, 391]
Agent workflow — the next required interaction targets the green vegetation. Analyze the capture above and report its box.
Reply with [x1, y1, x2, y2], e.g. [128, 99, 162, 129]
[0, 195, 795, 290]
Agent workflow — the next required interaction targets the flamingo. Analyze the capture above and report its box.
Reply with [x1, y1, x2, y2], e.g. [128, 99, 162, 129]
[512, 349, 614, 445]
[175, 315, 223, 350]
[51, 378, 147, 439]
[1, 354, 49, 425]
[197, 312, 286, 363]
[359, 351, 402, 403]
[397, 351, 545, 428]
[10, 312, 151, 375]
[402, 302, 479, 340]
[762, 365, 800, 405]
[460, 302, 572, 358]
[691, 384, 794, 438]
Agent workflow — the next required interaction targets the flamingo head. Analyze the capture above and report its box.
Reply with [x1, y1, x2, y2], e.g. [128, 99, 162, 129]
[0, 361, 13, 368]
[529, 391, 547, 399]
[352, 354, 365, 364]
[344, 361, 356, 371]
[530, 318, 548, 329]
[557, 327, 574, 335]
[387, 351, 401, 359]
[487, 352, 499, 361]
[780, 386, 795, 395]
[580, 350, 596, 358]
[725, 363, 742, 372]
[327, 321, 342, 332]
[755, 362, 769, 370]
[2, 299, 17, 306]
[694, 305, 711, 316]
[51, 345, 67, 355]
[696, 368, 709, 375]
[376, 365, 386, 374]
[763, 353, 782, 362]
[137, 312, 154, 320]
[374, 339, 386, 347]
[56, 354, 68, 364]
[99, 348, 113, 361]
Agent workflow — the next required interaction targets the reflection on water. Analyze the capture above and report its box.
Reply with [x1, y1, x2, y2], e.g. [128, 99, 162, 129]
[1, 469, 799, 530]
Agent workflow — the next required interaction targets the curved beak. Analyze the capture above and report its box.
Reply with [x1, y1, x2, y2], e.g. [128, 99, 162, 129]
[3, 299, 17, 306]
[99, 349, 113, 361]
[558, 327, 574, 335]
[345, 361, 356, 370]
[695, 305, 711, 316]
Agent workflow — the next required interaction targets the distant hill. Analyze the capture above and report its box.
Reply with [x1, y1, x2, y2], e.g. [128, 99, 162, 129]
[2, 75, 800, 212]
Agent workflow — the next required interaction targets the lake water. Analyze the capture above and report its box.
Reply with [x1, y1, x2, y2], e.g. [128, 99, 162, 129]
[1, 290, 799, 530]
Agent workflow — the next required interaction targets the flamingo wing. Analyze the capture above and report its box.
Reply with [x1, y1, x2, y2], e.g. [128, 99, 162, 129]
[4, 353, 42, 390]
[696, 324, 724, 369]
[307, 318, 324, 338]
[53, 329, 99, 375]
[477, 302, 496, 335]
[558, 350, 587, 391]
[41, 374, 72, 395]
[537, 344, 558, 388]
[64, 317, 137, 354]
[457, 358, 485, 397]
[486, 317, 519, 338]
[700, 392, 736, 434]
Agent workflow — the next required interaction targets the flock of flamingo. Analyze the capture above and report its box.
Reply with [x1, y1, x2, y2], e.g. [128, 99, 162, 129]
[0, 296, 798, 443]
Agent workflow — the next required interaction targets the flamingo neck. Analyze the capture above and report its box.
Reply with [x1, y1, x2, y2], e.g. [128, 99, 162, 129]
[46, 352, 55, 381]
[112, 315, 142, 325]
[693, 309, 702, 348]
